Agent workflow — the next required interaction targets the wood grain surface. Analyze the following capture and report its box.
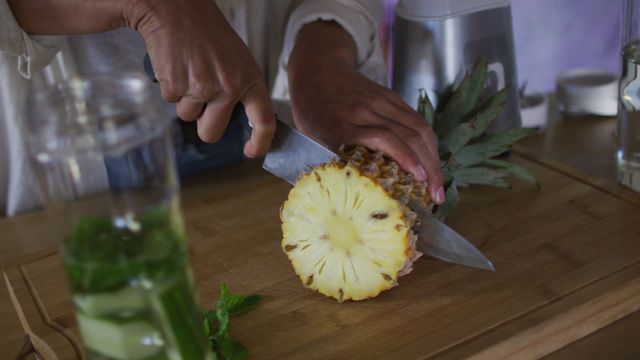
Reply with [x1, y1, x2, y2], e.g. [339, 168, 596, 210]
[0, 114, 640, 359]
[544, 311, 640, 359]
[3, 149, 640, 359]
[515, 115, 640, 207]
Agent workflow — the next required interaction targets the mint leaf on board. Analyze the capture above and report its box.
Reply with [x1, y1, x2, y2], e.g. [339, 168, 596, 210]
[203, 283, 261, 360]
[221, 338, 248, 360]
[220, 284, 261, 316]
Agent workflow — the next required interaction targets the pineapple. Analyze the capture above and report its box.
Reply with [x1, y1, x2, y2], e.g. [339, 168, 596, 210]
[280, 147, 428, 302]
[281, 59, 537, 302]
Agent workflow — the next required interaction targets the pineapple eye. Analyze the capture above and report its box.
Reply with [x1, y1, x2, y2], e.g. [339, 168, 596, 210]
[370, 212, 389, 220]
[284, 244, 297, 252]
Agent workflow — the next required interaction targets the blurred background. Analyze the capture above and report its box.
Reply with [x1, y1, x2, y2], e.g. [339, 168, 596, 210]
[382, 0, 622, 93]
[67, 0, 623, 97]
[510, 0, 621, 93]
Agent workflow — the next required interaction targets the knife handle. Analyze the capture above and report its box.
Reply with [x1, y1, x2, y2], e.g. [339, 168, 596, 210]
[142, 53, 252, 133]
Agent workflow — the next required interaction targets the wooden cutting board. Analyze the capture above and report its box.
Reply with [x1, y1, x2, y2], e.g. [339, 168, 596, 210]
[4, 155, 640, 359]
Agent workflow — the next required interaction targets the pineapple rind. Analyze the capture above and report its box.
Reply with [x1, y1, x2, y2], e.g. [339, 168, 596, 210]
[338, 146, 431, 209]
[281, 162, 422, 302]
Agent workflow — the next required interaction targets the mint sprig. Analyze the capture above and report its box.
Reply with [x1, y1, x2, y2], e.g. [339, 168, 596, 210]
[204, 284, 261, 360]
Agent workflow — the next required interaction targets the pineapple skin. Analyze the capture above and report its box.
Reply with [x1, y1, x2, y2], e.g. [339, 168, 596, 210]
[281, 147, 429, 302]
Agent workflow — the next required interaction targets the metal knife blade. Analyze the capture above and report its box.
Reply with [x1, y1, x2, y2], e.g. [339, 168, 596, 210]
[263, 120, 336, 184]
[414, 207, 495, 271]
[262, 112, 495, 272]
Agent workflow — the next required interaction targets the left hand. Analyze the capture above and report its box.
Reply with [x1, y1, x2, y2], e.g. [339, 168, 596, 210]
[288, 22, 445, 204]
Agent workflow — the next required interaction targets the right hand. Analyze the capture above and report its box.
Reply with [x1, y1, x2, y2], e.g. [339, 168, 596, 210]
[125, 0, 276, 157]
[288, 21, 445, 204]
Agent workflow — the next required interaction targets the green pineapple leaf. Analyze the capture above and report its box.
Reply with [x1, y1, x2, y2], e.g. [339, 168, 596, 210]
[439, 123, 475, 155]
[451, 143, 509, 167]
[439, 87, 509, 154]
[480, 159, 538, 185]
[476, 127, 537, 146]
[452, 167, 510, 188]
[435, 58, 487, 138]
[441, 166, 454, 185]
[470, 87, 510, 138]
[435, 182, 460, 220]
[420, 56, 538, 218]
[417, 89, 436, 126]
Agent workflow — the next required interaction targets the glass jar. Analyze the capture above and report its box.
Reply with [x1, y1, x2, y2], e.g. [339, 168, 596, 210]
[618, 0, 640, 192]
[26, 73, 212, 360]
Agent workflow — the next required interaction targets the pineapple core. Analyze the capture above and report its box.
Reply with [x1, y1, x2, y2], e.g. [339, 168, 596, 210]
[281, 163, 415, 302]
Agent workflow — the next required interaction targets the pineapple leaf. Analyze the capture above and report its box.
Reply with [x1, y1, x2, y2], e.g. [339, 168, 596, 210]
[435, 58, 488, 138]
[439, 87, 509, 154]
[441, 165, 454, 185]
[439, 123, 474, 155]
[435, 182, 459, 220]
[417, 89, 436, 126]
[451, 143, 509, 167]
[470, 87, 510, 138]
[477, 127, 537, 146]
[480, 159, 538, 184]
[452, 167, 510, 188]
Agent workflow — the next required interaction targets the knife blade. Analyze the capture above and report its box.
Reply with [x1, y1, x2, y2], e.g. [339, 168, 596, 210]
[263, 120, 336, 184]
[262, 110, 495, 272]
[414, 207, 495, 271]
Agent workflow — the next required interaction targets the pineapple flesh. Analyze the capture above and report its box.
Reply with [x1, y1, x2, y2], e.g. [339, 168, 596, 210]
[281, 147, 428, 302]
[281, 59, 536, 302]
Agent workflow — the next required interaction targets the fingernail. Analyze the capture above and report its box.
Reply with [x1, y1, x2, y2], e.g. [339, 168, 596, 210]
[414, 165, 427, 181]
[434, 187, 446, 204]
[243, 147, 255, 158]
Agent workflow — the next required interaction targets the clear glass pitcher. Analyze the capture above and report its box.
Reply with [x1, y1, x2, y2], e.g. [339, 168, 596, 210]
[618, 0, 640, 192]
[26, 73, 212, 360]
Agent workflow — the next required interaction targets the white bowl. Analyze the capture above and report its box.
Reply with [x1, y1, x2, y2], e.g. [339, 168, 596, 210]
[556, 68, 618, 116]
[520, 93, 549, 129]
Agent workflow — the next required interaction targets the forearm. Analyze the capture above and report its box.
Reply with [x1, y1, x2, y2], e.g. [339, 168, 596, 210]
[288, 21, 357, 80]
[7, 0, 131, 35]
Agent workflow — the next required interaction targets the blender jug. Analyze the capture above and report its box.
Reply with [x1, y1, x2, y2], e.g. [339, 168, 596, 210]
[392, 0, 522, 132]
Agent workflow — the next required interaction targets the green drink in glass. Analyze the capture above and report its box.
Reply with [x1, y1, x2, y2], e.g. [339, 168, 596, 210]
[27, 74, 211, 359]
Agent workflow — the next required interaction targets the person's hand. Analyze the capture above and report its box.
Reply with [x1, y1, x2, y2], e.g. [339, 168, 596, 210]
[288, 21, 445, 203]
[126, 0, 276, 157]
[9, 0, 275, 156]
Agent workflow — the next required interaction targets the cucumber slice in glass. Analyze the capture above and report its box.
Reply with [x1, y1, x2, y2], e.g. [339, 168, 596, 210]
[76, 313, 164, 360]
[74, 286, 146, 317]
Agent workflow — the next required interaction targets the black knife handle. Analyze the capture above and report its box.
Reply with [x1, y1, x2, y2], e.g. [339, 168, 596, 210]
[143, 53, 252, 133]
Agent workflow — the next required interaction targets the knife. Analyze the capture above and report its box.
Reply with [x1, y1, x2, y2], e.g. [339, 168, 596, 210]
[142, 54, 494, 271]
[261, 106, 495, 272]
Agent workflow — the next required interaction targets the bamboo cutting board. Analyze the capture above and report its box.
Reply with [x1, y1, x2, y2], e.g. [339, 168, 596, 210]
[4, 155, 640, 359]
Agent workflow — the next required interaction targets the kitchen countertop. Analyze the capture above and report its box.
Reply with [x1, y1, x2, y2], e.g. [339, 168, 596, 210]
[514, 114, 640, 358]
[2, 114, 640, 359]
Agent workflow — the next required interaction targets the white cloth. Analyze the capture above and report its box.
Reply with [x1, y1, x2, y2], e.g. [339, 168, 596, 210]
[271, 0, 387, 101]
[0, 0, 386, 216]
[0, 0, 64, 215]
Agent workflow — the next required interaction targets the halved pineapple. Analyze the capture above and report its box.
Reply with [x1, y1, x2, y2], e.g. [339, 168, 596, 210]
[281, 147, 427, 302]
[281, 60, 538, 302]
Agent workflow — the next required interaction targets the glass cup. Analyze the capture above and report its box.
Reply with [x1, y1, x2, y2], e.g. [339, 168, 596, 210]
[26, 73, 212, 360]
[618, 0, 640, 192]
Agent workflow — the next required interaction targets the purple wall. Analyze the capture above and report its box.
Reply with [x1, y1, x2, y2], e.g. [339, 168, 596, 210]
[511, 0, 621, 93]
